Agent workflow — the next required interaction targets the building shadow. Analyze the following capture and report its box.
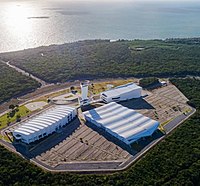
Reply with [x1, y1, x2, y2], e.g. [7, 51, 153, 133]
[87, 109, 102, 120]
[85, 121, 164, 156]
[85, 121, 137, 155]
[12, 118, 81, 159]
[143, 82, 163, 90]
[131, 130, 164, 151]
[119, 98, 155, 110]
[81, 103, 103, 112]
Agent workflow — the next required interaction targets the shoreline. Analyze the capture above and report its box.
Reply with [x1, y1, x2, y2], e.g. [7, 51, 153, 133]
[1, 37, 200, 54]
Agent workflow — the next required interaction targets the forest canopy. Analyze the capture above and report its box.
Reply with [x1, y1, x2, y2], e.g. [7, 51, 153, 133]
[0, 62, 40, 103]
[0, 39, 200, 185]
[1, 39, 200, 83]
[0, 78, 199, 185]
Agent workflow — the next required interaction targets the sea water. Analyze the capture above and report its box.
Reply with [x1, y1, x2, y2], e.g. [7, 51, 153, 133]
[0, 0, 200, 52]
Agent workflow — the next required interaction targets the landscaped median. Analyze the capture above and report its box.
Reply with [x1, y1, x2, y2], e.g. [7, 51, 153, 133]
[0, 105, 31, 130]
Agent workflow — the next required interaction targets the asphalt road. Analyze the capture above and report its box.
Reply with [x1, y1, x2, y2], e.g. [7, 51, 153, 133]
[5, 61, 48, 87]
[164, 108, 195, 133]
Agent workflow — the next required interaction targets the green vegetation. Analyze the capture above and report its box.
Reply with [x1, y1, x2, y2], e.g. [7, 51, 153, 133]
[161, 118, 174, 128]
[171, 78, 200, 109]
[1, 39, 200, 83]
[139, 77, 159, 88]
[1, 38, 200, 185]
[0, 105, 30, 129]
[1, 38, 200, 103]
[0, 78, 199, 185]
[89, 79, 133, 94]
[0, 62, 40, 103]
[0, 133, 10, 142]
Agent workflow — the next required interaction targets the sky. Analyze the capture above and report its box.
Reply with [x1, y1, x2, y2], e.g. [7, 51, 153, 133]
[54, 0, 200, 1]
[2, 0, 199, 2]
[47, 0, 200, 3]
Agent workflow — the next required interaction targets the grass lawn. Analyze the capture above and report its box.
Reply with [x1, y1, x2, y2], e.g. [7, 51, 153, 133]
[64, 95, 73, 99]
[0, 79, 134, 130]
[89, 79, 134, 94]
[160, 118, 174, 128]
[48, 89, 70, 98]
[0, 134, 11, 142]
[0, 105, 31, 130]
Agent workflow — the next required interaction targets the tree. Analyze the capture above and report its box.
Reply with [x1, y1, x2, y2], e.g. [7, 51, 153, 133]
[16, 114, 21, 122]
[70, 86, 75, 91]
[7, 119, 11, 126]
[139, 77, 159, 88]
[9, 104, 15, 110]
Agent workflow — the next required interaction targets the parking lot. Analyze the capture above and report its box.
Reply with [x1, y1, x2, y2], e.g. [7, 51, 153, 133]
[13, 83, 192, 170]
[34, 120, 131, 168]
[120, 84, 190, 125]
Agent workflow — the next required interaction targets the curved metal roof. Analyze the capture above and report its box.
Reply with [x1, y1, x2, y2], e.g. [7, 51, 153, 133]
[26, 121, 48, 128]
[101, 83, 142, 98]
[42, 114, 63, 120]
[45, 111, 69, 117]
[24, 123, 44, 130]
[13, 106, 76, 140]
[16, 127, 34, 134]
[84, 102, 159, 145]
[19, 125, 40, 132]
[14, 129, 29, 136]
[27, 120, 52, 127]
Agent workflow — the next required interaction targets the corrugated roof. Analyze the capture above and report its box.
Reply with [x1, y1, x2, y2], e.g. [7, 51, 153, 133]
[84, 102, 159, 144]
[24, 123, 44, 130]
[14, 129, 30, 136]
[26, 121, 48, 128]
[101, 83, 142, 98]
[13, 106, 76, 137]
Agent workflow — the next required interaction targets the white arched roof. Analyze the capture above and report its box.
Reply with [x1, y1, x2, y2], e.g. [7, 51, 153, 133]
[13, 106, 76, 140]
[84, 102, 159, 145]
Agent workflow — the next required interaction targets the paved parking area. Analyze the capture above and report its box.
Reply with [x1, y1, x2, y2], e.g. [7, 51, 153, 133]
[121, 84, 190, 125]
[8, 83, 192, 171]
[33, 119, 131, 168]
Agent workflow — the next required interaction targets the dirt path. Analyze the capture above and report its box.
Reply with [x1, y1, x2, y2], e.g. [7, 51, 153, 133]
[3, 60, 48, 87]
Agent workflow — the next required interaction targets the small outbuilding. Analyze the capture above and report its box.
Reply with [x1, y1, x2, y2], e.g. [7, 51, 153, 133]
[160, 81, 167, 86]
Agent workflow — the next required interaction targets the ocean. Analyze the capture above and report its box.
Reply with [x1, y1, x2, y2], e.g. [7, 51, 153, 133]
[0, 0, 200, 52]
